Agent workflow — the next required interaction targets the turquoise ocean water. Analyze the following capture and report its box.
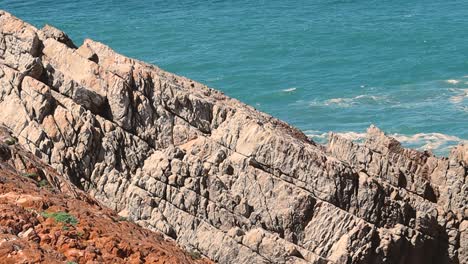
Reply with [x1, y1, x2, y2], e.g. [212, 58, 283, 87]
[3, 0, 468, 155]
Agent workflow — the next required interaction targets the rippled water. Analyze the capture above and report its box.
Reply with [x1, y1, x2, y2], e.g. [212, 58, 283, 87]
[4, 0, 468, 155]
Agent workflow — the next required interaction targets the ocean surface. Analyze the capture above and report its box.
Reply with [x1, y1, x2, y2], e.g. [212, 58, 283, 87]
[3, 0, 468, 156]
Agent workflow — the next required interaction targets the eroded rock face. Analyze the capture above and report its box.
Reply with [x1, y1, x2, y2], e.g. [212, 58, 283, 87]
[0, 125, 211, 263]
[0, 10, 466, 264]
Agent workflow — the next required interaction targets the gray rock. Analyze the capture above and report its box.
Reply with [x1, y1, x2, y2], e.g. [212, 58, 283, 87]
[39, 24, 77, 49]
[0, 10, 466, 264]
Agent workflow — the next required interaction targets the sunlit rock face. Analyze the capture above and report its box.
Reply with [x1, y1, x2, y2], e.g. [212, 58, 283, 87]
[0, 10, 466, 264]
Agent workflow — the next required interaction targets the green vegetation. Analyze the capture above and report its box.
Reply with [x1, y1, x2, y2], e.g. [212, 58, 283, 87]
[37, 179, 49, 188]
[41, 211, 78, 226]
[66, 262, 78, 264]
[189, 250, 202, 260]
[22, 172, 38, 179]
[117, 216, 128, 222]
[4, 137, 16, 145]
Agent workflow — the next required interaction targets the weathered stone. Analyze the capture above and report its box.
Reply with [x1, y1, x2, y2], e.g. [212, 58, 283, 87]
[76, 43, 99, 63]
[0, 125, 212, 263]
[0, 10, 465, 264]
[39, 24, 77, 48]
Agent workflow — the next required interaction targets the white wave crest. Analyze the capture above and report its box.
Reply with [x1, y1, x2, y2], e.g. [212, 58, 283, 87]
[306, 130, 466, 155]
[282, 87, 297, 92]
[305, 131, 368, 144]
[332, 131, 367, 141]
[304, 130, 330, 143]
[446, 79, 460, 84]
[206, 76, 223, 82]
[310, 95, 389, 107]
[391, 133, 464, 152]
[449, 88, 468, 104]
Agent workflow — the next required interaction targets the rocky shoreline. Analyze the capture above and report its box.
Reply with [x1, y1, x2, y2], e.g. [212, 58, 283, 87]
[0, 10, 466, 263]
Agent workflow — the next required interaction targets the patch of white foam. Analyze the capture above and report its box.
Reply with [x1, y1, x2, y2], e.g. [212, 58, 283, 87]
[304, 130, 328, 140]
[325, 98, 348, 105]
[446, 79, 460, 85]
[306, 130, 466, 155]
[206, 76, 223, 82]
[332, 131, 367, 141]
[305, 131, 368, 144]
[316, 95, 389, 107]
[449, 88, 468, 104]
[282, 87, 297, 92]
[393, 133, 463, 150]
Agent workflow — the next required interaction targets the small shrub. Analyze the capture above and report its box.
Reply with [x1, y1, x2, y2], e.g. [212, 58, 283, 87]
[37, 179, 49, 188]
[41, 211, 78, 226]
[88, 181, 97, 189]
[22, 172, 38, 179]
[117, 216, 128, 222]
[62, 225, 70, 231]
[189, 250, 201, 260]
[66, 262, 78, 264]
[4, 137, 16, 145]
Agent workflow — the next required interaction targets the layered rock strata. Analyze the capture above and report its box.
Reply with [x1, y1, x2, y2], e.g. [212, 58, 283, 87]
[0, 125, 211, 263]
[0, 10, 466, 263]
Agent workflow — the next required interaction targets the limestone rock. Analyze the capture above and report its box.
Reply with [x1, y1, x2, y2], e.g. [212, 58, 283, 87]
[39, 24, 77, 49]
[0, 10, 466, 264]
[0, 126, 212, 263]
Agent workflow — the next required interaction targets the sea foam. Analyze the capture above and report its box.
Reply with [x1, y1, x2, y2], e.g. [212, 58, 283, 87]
[449, 88, 468, 104]
[446, 79, 460, 84]
[306, 130, 466, 156]
[310, 95, 390, 107]
[282, 87, 297, 92]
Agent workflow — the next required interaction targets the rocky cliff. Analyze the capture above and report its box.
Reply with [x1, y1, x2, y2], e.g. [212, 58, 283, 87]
[0, 10, 466, 264]
[0, 125, 211, 263]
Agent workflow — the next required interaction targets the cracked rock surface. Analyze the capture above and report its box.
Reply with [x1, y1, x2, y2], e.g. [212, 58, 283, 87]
[0, 125, 211, 263]
[0, 10, 466, 264]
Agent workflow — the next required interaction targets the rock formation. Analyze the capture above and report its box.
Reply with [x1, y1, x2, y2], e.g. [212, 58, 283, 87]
[0, 10, 466, 263]
[0, 125, 211, 263]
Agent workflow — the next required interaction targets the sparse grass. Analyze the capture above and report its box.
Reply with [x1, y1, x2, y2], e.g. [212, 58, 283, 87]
[4, 137, 16, 145]
[37, 179, 49, 188]
[41, 211, 78, 226]
[62, 225, 70, 231]
[88, 181, 97, 189]
[22, 172, 38, 179]
[189, 250, 202, 260]
[66, 262, 78, 264]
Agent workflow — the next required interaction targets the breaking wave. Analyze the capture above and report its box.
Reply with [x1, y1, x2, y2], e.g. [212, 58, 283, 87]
[205, 76, 224, 82]
[305, 130, 466, 156]
[449, 88, 468, 104]
[310, 95, 391, 108]
[446, 79, 460, 85]
[282, 87, 297, 92]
